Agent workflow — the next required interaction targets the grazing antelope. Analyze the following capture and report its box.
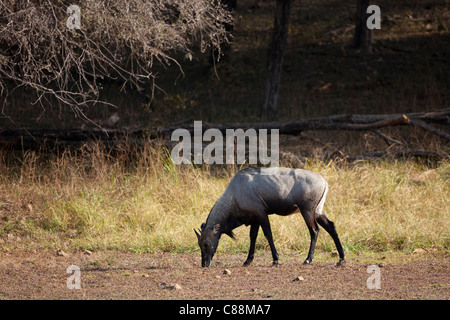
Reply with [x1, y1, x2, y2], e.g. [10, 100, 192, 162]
[195, 167, 345, 267]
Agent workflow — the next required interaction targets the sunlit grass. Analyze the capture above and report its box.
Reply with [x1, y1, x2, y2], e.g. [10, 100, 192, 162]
[0, 144, 448, 255]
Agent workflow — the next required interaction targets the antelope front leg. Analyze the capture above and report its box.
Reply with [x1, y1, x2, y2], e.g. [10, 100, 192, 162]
[243, 223, 259, 267]
[258, 215, 279, 266]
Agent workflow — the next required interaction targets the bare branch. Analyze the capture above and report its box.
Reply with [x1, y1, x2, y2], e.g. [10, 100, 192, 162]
[0, 0, 233, 119]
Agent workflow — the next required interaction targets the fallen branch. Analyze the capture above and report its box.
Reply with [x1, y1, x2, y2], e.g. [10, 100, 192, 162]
[157, 109, 449, 141]
[342, 149, 450, 161]
[409, 119, 450, 141]
[371, 129, 405, 146]
[0, 110, 448, 163]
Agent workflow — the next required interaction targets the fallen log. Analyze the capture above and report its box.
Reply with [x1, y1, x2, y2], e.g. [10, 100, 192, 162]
[409, 119, 450, 141]
[157, 109, 449, 140]
[0, 109, 448, 156]
[342, 149, 450, 161]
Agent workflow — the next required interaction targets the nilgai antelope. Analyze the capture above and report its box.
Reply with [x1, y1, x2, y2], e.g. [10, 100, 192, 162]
[195, 167, 345, 267]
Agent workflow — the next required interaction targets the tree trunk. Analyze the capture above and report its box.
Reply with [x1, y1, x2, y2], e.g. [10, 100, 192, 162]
[261, 0, 292, 121]
[353, 0, 372, 53]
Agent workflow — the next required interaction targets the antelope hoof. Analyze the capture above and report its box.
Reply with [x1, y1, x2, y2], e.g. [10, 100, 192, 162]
[243, 260, 253, 267]
[302, 259, 311, 265]
[336, 259, 346, 267]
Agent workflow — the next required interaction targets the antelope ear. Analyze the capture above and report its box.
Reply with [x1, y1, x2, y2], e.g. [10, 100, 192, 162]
[200, 222, 206, 230]
[213, 224, 220, 234]
[194, 228, 201, 240]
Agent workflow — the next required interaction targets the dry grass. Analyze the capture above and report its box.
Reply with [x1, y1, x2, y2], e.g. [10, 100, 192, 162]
[0, 142, 448, 256]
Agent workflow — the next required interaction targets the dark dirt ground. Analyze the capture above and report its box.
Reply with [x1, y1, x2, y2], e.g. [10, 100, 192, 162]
[0, 250, 448, 300]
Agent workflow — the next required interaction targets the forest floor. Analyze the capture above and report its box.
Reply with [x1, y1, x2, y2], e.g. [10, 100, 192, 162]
[0, 249, 448, 300]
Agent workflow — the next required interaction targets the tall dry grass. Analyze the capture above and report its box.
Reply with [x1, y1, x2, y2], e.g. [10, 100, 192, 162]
[0, 142, 448, 255]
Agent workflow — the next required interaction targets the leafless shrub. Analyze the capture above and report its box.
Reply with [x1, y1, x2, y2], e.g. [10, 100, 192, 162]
[0, 0, 233, 121]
